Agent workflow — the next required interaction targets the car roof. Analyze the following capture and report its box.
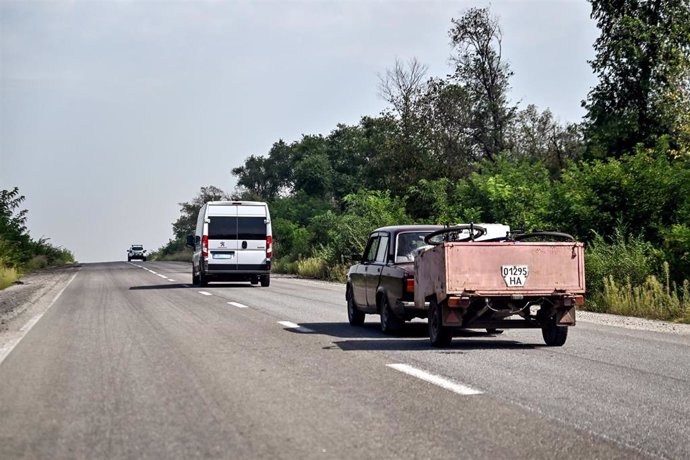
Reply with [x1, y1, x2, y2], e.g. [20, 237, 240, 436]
[372, 225, 445, 234]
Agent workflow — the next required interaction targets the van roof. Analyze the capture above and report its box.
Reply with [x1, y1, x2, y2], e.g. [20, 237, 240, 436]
[206, 200, 267, 206]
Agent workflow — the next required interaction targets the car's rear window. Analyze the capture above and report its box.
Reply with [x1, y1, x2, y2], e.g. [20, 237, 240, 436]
[209, 217, 266, 240]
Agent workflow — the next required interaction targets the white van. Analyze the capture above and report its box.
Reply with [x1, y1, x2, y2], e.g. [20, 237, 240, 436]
[186, 201, 272, 287]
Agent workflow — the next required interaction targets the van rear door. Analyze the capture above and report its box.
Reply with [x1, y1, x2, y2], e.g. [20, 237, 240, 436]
[236, 205, 268, 270]
[207, 206, 239, 270]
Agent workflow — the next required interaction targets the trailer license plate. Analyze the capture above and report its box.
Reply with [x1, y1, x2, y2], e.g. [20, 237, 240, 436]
[502, 265, 529, 287]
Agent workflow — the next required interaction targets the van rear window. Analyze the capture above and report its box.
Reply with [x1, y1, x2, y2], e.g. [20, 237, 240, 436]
[208, 217, 266, 240]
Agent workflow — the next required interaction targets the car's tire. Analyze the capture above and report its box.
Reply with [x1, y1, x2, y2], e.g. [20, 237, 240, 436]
[143, 257, 147, 262]
[379, 294, 403, 334]
[127, 257, 131, 262]
[542, 317, 568, 346]
[429, 298, 452, 347]
[260, 274, 270, 287]
[199, 269, 208, 287]
[347, 288, 365, 326]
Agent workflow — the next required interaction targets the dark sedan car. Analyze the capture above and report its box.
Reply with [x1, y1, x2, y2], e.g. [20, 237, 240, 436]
[346, 225, 444, 333]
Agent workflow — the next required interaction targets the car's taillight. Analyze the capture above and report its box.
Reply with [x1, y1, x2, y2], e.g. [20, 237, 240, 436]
[266, 235, 273, 258]
[405, 278, 415, 294]
[202, 235, 208, 258]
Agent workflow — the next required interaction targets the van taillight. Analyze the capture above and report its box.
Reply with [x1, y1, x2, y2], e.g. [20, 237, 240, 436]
[266, 235, 273, 258]
[202, 235, 208, 258]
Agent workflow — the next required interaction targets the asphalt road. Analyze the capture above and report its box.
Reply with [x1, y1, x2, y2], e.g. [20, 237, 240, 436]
[0, 261, 688, 459]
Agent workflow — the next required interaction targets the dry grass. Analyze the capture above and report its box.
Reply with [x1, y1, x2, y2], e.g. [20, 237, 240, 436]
[0, 265, 19, 290]
[599, 263, 690, 323]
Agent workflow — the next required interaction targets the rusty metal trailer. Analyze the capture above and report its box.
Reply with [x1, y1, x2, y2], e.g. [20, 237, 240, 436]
[414, 227, 585, 347]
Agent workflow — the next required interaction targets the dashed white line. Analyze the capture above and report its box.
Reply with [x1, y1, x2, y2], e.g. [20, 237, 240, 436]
[198, 291, 212, 296]
[386, 364, 483, 396]
[228, 301, 249, 309]
[167, 278, 176, 282]
[278, 321, 314, 333]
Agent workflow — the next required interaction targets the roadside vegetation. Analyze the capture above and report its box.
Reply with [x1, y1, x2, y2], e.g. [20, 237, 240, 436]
[155, 2, 690, 323]
[0, 187, 75, 290]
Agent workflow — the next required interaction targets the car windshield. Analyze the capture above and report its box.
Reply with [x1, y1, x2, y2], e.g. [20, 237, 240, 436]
[395, 232, 432, 263]
[131, 246, 143, 250]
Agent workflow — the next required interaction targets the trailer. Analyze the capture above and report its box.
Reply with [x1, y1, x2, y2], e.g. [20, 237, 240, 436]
[414, 226, 585, 347]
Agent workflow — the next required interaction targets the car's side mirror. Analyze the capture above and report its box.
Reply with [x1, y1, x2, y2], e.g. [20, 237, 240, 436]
[186, 235, 195, 247]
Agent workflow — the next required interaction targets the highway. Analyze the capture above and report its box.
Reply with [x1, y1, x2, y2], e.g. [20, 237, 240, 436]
[1, 261, 688, 459]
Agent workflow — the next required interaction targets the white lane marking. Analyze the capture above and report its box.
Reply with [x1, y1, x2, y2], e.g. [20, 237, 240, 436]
[167, 278, 176, 282]
[386, 364, 483, 396]
[157, 274, 167, 279]
[278, 321, 314, 333]
[198, 291, 212, 296]
[228, 301, 249, 309]
[0, 272, 78, 367]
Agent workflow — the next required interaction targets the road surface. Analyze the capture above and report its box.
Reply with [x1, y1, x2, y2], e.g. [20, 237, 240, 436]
[1, 261, 688, 459]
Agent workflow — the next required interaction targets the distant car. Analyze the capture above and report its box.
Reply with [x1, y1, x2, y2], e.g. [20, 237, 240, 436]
[346, 224, 511, 334]
[127, 245, 147, 262]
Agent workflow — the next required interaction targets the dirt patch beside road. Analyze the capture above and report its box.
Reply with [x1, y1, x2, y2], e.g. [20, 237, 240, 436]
[0, 265, 81, 334]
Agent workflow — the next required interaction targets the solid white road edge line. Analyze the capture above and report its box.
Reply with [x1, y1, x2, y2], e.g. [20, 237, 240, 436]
[278, 321, 314, 333]
[387, 364, 483, 396]
[198, 291, 212, 296]
[228, 301, 249, 309]
[0, 272, 78, 367]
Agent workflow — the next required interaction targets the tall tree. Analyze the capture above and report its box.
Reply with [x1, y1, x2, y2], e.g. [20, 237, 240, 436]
[171, 186, 229, 240]
[583, 0, 690, 158]
[449, 7, 516, 162]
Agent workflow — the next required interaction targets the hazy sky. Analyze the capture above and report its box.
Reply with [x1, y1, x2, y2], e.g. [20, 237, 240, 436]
[1, 0, 599, 263]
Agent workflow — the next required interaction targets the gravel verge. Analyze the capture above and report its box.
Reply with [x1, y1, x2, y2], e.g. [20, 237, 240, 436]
[0, 265, 81, 334]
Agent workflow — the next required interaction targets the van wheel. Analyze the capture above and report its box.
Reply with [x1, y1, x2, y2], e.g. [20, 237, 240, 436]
[199, 269, 208, 287]
[192, 267, 199, 286]
[128, 257, 131, 262]
[260, 275, 270, 287]
[429, 299, 452, 347]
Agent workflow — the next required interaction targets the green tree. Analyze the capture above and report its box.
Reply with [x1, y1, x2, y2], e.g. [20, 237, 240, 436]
[171, 186, 229, 240]
[449, 7, 516, 161]
[583, 0, 690, 158]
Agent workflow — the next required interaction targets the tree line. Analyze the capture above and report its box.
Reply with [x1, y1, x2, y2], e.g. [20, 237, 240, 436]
[155, 2, 690, 320]
[0, 187, 75, 288]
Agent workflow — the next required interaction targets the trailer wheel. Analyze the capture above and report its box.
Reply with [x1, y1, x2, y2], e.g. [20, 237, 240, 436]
[347, 288, 365, 326]
[542, 318, 568, 346]
[429, 299, 452, 347]
[379, 295, 402, 334]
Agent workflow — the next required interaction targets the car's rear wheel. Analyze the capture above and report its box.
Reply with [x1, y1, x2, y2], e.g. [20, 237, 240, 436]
[260, 274, 270, 287]
[380, 295, 403, 334]
[347, 289, 365, 326]
[429, 298, 452, 347]
[542, 316, 568, 346]
[127, 257, 131, 262]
